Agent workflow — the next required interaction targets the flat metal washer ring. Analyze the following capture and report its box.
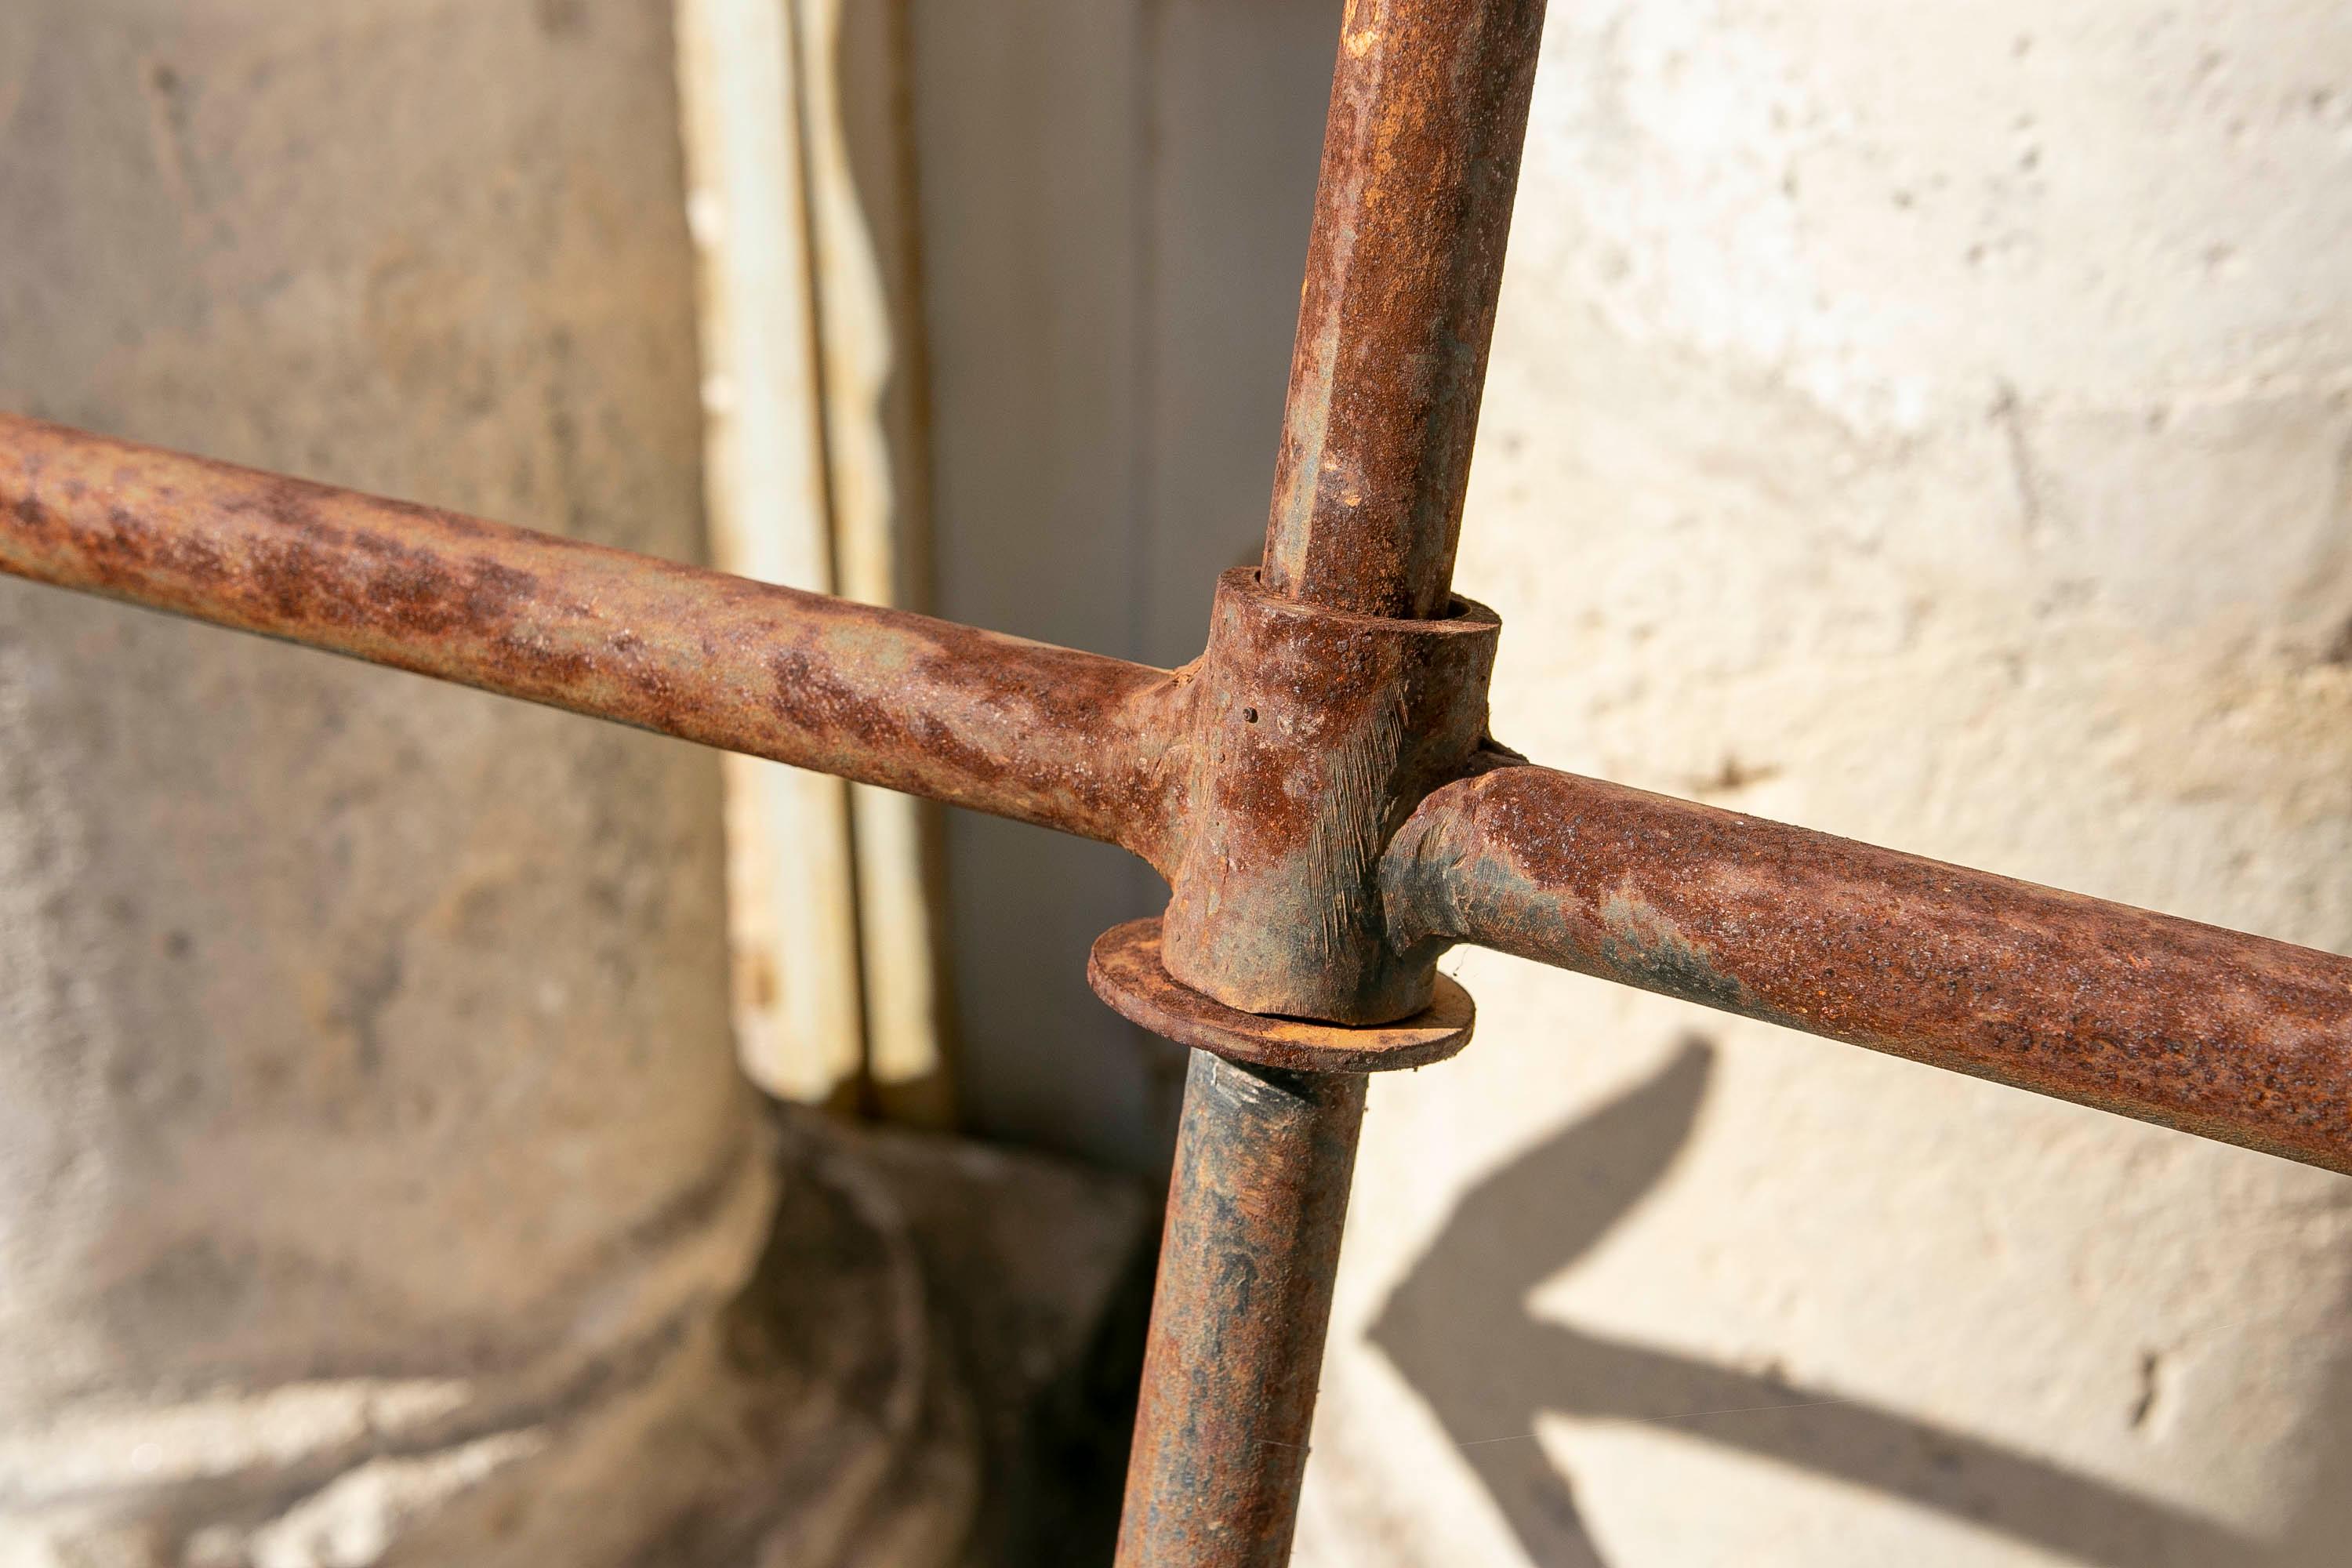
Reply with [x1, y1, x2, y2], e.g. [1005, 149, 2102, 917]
[1087, 916, 1475, 1074]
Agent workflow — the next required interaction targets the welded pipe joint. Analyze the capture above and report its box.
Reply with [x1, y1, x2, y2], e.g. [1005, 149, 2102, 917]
[1160, 568, 1501, 1025]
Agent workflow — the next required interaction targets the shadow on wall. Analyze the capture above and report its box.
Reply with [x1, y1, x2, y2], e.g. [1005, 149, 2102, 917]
[1371, 1040, 2352, 1566]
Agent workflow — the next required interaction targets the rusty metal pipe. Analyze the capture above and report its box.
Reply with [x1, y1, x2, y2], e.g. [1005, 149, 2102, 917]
[16, 1, 2346, 1562]
[0, 415, 1185, 866]
[1118, 7, 1553, 1558]
[1386, 764, 2352, 1174]
[1261, 0, 1550, 620]
[1116, 1051, 1367, 1568]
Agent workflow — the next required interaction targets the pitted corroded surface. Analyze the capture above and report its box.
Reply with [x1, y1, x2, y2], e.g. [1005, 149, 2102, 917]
[1385, 764, 2352, 1173]
[1261, 0, 1552, 620]
[0, 414, 1191, 868]
[1160, 568, 1500, 1024]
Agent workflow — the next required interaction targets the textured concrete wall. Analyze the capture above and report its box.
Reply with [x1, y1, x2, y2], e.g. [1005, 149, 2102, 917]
[1298, 3, 2352, 1565]
[0, 3, 973, 1561]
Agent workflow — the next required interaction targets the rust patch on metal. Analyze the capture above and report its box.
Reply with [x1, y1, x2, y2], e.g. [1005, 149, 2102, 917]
[0, 413, 1191, 866]
[1385, 765, 2352, 1174]
[1261, 0, 1552, 620]
[1089, 916, 1473, 1074]
[5, 4, 2348, 1553]
[1115, 1047, 1365, 1568]
[1160, 568, 1500, 1025]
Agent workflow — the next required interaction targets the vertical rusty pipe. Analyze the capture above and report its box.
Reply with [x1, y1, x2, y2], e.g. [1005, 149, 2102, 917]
[1123, 5, 1549, 1558]
[1117, 1051, 1368, 1568]
[1261, 0, 1550, 619]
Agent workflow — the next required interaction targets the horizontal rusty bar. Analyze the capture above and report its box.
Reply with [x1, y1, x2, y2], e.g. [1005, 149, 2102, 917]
[0, 415, 1185, 865]
[1385, 764, 2352, 1174]
[20, 416, 2349, 1185]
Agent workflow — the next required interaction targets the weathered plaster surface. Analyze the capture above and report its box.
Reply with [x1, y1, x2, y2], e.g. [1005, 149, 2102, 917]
[0, 2, 985, 1562]
[1298, 4, 2352, 1564]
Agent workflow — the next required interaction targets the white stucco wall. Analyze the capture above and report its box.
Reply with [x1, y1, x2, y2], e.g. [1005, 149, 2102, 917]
[1298, 4, 2352, 1564]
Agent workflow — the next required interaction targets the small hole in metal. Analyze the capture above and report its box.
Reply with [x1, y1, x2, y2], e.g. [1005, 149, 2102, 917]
[1241, 706, 1259, 724]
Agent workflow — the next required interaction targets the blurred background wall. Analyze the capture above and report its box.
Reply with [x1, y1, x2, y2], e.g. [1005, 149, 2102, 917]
[0, 2, 1141, 1563]
[0, 0, 811, 1555]
[907, 0, 1340, 1176]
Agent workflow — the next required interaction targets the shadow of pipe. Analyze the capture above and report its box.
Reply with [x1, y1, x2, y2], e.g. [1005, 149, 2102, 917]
[1369, 1038, 2315, 1566]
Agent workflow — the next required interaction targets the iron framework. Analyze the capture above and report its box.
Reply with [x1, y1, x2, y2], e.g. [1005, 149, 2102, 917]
[4, 2, 2349, 1563]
